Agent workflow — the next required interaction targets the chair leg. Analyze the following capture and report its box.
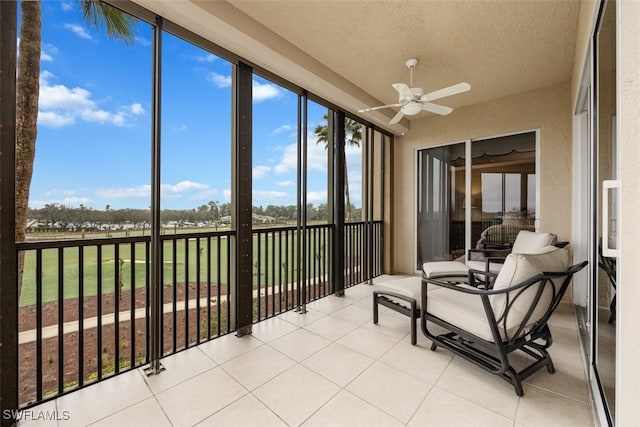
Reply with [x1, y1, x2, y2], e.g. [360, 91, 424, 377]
[546, 359, 555, 374]
[508, 370, 525, 397]
[410, 314, 417, 345]
[372, 295, 379, 325]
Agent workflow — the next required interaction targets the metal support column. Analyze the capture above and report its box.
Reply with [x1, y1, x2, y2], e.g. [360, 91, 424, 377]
[235, 62, 253, 336]
[0, 1, 18, 423]
[145, 17, 164, 376]
[297, 93, 308, 313]
[332, 111, 346, 296]
[367, 127, 374, 284]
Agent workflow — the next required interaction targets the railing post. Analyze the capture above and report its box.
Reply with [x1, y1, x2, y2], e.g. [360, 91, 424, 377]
[0, 1, 18, 423]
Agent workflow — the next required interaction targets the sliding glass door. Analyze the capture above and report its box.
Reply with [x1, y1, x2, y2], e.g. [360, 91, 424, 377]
[416, 132, 537, 270]
[594, 0, 617, 422]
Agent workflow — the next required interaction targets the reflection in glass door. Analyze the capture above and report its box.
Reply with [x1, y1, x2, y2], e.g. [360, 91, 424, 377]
[471, 133, 536, 250]
[416, 143, 465, 268]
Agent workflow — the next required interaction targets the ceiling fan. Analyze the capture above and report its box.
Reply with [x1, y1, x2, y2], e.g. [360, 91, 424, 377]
[359, 58, 471, 125]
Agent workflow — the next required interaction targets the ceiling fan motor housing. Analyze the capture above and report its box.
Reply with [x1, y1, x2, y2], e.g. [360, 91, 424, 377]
[401, 101, 423, 116]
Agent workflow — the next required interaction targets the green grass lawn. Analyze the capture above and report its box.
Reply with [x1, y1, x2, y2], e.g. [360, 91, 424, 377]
[19, 226, 341, 307]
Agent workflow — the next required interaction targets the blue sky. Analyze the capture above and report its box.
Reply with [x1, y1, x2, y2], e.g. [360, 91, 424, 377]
[29, 1, 362, 211]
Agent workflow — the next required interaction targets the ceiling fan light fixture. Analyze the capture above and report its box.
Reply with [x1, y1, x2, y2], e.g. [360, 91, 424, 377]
[359, 58, 471, 125]
[401, 101, 423, 116]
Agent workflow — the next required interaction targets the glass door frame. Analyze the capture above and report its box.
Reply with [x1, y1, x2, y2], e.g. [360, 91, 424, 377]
[573, 1, 619, 424]
[413, 129, 541, 274]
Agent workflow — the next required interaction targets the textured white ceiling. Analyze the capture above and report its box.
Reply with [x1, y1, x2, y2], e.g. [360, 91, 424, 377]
[133, 0, 581, 133]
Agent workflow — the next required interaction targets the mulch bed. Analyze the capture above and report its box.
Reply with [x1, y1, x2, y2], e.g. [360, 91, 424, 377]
[17, 281, 316, 406]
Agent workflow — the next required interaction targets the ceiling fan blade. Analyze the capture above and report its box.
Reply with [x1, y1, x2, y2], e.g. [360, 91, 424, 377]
[392, 83, 414, 102]
[389, 110, 405, 125]
[358, 103, 402, 113]
[421, 82, 471, 102]
[421, 102, 454, 115]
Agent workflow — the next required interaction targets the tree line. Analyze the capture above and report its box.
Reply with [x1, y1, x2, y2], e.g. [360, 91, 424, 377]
[27, 201, 362, 229]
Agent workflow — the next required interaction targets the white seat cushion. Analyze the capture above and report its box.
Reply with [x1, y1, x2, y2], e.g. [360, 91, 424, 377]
[373, 276, 439, 309]
[373, 276, 422, 300]
[422, 261, 469, 280]
[426, 284, 496, 341]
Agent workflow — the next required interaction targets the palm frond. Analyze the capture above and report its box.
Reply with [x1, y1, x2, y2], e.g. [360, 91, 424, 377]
[80, 0, 138, 46]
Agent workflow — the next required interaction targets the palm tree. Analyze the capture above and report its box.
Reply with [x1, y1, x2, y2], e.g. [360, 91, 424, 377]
[313, 114, 362, 221]
[16, 0, 137, 297]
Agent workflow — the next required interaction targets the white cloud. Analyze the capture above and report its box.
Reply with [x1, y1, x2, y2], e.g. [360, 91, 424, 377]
[38, 71, 145, 128]
[95, 180, 214, 202]
[164, 180, 209, 194]
[96, 185, 150, 200]
[208, 72, 231, 88]
[172, 124, 188, 133]
[39, 44, 58, 62]
[30, 189, 92, 209]
[223, 188, 232, 200]
[61, 2, 73, 11]
[307, 190, 327, 203]
[62, 196, 93, 206]
[253, 190, 288, 200]
[129, 103, 144, 115]
[274, 143, 297, 174]
[273, 124, 293, 134]
[307, 139, 330, 171]
[196, 53, 217, 63]
[253, 80, 281, 102]
[29, 196, 94, 209]
[38, 111, 75, 128]
[191, 188, 218, 201]
[135, 36, 151, 47]
[272, 138, 328, 175]
[276, 180, 295, 187]
[253, 165, 271, 179]
[64, 23, 92, 40]
[206, 74, 281, 102]
[45, 188, 76, 197]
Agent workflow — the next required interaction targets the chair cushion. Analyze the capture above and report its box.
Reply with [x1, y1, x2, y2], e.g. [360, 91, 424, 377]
[422, 261, 469, 280]
[426, 284, 495, 341]
[466, 260, 503, 274]
[510, 230, 557, 254]
[373, 276, 421, 299]
[373, 276, 441, 309]
[490, 247, 569, 338]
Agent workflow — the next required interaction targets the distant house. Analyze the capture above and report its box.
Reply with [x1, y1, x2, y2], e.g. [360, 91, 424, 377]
[252, 214, 275, 224]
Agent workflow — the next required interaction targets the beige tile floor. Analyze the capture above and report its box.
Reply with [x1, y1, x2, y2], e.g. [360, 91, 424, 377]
[20, 276, 595, 427]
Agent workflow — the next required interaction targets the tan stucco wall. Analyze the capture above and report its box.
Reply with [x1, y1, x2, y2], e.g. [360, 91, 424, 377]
[392, 82, 572, 274]
[617, 1, 640, 423]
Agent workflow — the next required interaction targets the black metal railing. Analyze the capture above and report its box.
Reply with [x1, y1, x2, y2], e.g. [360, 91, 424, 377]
[15, 220, 383, 407]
